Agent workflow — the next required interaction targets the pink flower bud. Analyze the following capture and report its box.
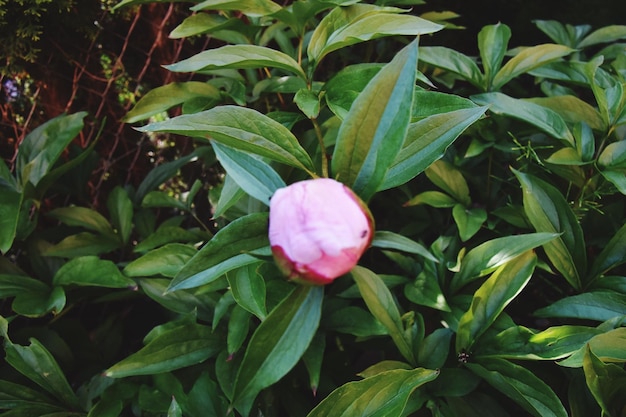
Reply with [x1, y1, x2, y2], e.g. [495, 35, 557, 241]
[269, 178, 374, 285]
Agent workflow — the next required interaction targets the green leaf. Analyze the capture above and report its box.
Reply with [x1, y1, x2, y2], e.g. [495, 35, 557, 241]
[134, 226, 201, 253]
[3, 336, 81, 409]
[307, 4, 441, 64]
[526, 96, 605, 132]
[124, 82, 222, 123]
[411, 89, 480, 119]
[352, 266, 415, 364]
[513, 169, 586, 290]
[598, 168, 626, 194]
[0, 187, 22, 254]
[404, 264, 451, 312]
[227, 263, 267, 320]
[371, 231, 437, 262]
[12, 286, 66, 317]
[107, 186, 133, 244]
[419, 46, 483, 88]
[0, 273, 49, 298]
[452, 204, 487, 242]
[169, 212, 269, 292]
[169, 13, 232, 39]
[137, 106, 315, 174]
[472, 92, 574, 145]
[47, 206, 115, 237]
[380, 106, 487, 190]
[535, 291, 626, 321]
[0, 379, 55, 409]
[306, 368, 439, 417]
[598, 140, 626, 169]
[404, 190, 457, 208]
[559, 328, 626, 367]
[16, 112, 87, 188]
[589, 223, 626, 278]
[211, 141, 285, 205]
[582, 344, 626, 417]
[493, 44, 574, 90]
[43, 232, 121, 258]
[477, 23, 511, 90]
[456, 251, 537, 352]
[87, 397, 124, 417]
[105, 321, 222, 378]
[450, 232, 558, 292]
[294, 88, 321, 119]
[324, 64, 383, 119]
[425, 160, 470, 206]
[467, 359, 568, 417]
[232, 285, 323, 416]
[579, 25, 626, 48]
[164, 45, 305, 79]
[331, 39, 417, 200]
[227, 305, 251, 356]
[191, 0, 282, 17]
[53, 256, 136, 289]
[124, 243, 197, 278]
[138, 278, 217, 321]
[475, 324, 603, 361]
[325, 306, 388, 337]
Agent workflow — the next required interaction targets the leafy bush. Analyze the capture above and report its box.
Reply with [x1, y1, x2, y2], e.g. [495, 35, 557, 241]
[1, 2, 625, 417]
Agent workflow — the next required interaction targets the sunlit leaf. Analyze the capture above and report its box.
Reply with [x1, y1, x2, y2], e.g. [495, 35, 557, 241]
[307, 368, 439, 417]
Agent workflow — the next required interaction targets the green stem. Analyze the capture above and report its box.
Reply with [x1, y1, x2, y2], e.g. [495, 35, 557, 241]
[312, 117, 329, 178]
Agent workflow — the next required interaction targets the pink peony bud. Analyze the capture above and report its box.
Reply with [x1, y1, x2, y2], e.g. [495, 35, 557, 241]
[269, 178, 374, 285]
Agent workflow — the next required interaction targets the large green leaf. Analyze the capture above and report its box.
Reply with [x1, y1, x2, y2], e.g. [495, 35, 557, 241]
[534, 291, 626, 321]
[492, 44, 574, 90]
[307, 4, 441, 65]
[475, 324, 603, 361]
[472, 92, 574, 145]
[105, 321, 222, 378]
[1, 320, 81, 410]
[456, 250, 537, 352]
[53, 256, 136, 289]
[137, 106, 315, 174]
[467, 359, 568, 417]
[169, 13, 232, 39]
[579, 24, 626, 48]
[306, 368, 439, 417]
[124, 244, 197, 278]
[514, 169, 586, 290]
[331, 39, 417, 200]
[380, 106, 487, 190]
[107, 186, 133, 245]
[352, 266, 415, 364]
[0, 187, 22, 254]
[371, 231, 437, 262]
[589, 222, 626, 278]
[324, 63, 384, 119]
[47, 206, 115, 237]
[582, 344, 626, 417]
[191, 0, 282, 17]
[43, 232, 121, 258]
[0, 274, 49, 298]
[232, 285, 323, 416]
[211, 141, 285, 205]
[165, 45, 305, 79]
[124, 82, 222, 123]
[419, 46, 483, 88]
[226, 263, 267, 320]
[450, 232, 557, 292]
[16, 112, 87, 188]
[526, 95, 605, 131]
[168, 213, 269, 292]
[477, 23, 511, 90]
[559, 327, 626, 367]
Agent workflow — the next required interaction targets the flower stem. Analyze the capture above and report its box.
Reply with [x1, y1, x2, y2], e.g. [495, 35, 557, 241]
[312, 117, 329, 178]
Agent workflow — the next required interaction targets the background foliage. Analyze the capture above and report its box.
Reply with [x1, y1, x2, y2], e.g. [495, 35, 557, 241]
[1, 0, 625, 416]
